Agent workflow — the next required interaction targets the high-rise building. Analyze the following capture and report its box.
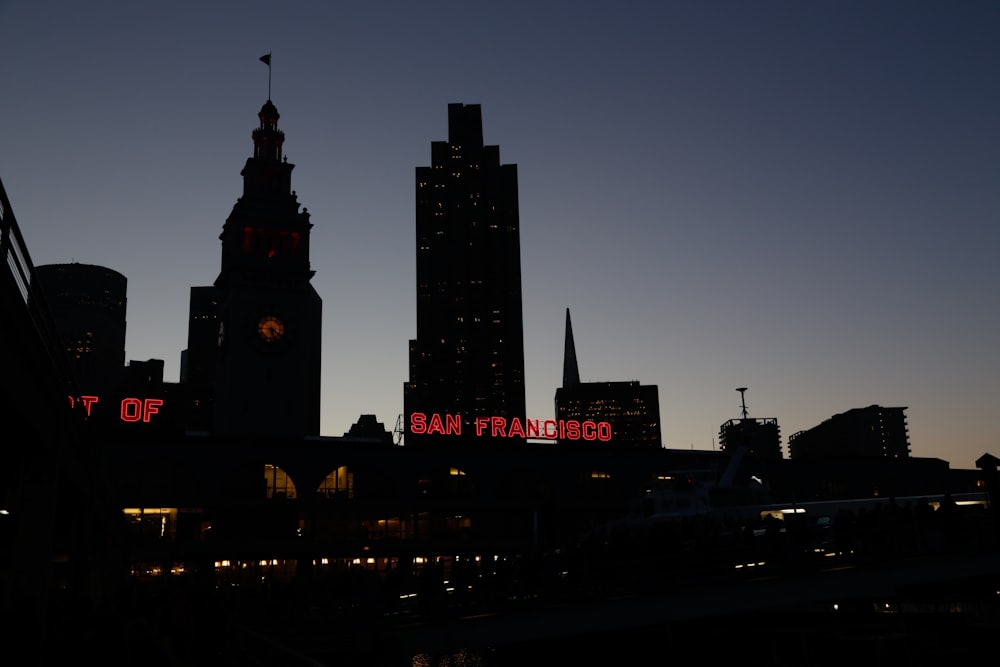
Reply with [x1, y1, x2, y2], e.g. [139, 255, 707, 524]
[187, 98, 322, 437]
[788, 405, 910, 461]
[404, 103, 526, 444]
[35, 263, 127, 396]
[554, 309, 662, 447]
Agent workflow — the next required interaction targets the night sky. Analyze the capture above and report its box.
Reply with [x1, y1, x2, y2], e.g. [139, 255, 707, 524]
[2, 1, 998, 467]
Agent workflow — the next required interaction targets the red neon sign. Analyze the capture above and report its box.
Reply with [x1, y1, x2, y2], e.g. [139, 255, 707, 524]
[120, 397, 164, 423]
[409, 412, 613, 442]
[69, 395, 165, 423]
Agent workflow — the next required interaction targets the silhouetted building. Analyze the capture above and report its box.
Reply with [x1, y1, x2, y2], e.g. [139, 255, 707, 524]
[719, 417, 782, 460]
[788, 404, 910, 461]
[344, 413, 394, 443]
[35, 262, 127, 395]
[717, 387, 782, 460]
[33, 263, 186, 434]
[404, 103, 526, 444]
[187, 98, 323, 437]
[554, 309, 662, 446]
[179, 285, 221, 430]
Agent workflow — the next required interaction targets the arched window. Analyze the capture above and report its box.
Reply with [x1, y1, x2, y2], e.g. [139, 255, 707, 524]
[264, 464, 297, 499]
[317, 465, 353, 499]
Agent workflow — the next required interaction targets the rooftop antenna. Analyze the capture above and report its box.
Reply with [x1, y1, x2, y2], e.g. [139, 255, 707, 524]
[260, 52, 272, 99]
[736, 387, 749, 419]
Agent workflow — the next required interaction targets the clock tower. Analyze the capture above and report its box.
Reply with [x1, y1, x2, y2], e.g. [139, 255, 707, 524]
[209, 98, 322, 437]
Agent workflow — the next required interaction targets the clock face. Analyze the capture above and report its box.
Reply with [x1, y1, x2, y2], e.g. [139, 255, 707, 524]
[257, 315, 285, 343]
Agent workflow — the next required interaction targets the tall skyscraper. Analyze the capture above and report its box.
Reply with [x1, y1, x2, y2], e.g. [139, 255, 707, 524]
[404, 103, 526, 444]
[188, 98, 322, 437]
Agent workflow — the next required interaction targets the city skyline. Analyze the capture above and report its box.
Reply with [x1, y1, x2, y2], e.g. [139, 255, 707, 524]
[2, 2, 998, 467]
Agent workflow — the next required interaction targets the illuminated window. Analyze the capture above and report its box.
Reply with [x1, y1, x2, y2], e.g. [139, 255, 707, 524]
[264, 464, 297, 499]
[123, 507, 178, 540]
[317, 465, 353, 499]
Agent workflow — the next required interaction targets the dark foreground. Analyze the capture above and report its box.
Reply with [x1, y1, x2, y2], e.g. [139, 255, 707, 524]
[24, 503, 1000, 666]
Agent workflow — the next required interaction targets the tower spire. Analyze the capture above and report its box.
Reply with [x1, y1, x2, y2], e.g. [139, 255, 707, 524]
[252, 99, 284, 162]
[562, 308, 581, 388]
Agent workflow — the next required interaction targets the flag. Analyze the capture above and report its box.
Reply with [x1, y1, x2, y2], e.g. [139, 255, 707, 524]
[260, 53, 271, 66]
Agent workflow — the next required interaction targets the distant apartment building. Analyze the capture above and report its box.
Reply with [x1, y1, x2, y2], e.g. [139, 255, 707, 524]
[717, 388, 781, 460]
[719, 417, 782, 460]
[788, 404, 910, 461]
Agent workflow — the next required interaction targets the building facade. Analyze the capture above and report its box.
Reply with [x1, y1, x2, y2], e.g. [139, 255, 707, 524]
[404, 103, 526, 444]
[788, 404, 911, 461]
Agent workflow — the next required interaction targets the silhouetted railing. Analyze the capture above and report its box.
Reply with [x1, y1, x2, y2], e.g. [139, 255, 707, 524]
[0, 177, 76, 392]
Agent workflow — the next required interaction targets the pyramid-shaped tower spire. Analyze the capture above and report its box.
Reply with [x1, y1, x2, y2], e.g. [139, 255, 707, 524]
[562, 308, 580, 388]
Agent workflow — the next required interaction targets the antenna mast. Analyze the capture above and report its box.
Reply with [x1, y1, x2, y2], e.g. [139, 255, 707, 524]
[736, 387, 749, 419]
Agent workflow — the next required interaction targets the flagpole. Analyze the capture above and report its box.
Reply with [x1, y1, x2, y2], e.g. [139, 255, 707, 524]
[260, 53, 272, 99]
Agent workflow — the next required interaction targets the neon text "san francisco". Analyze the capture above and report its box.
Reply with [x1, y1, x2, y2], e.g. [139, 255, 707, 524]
[409, 413, 613, 442]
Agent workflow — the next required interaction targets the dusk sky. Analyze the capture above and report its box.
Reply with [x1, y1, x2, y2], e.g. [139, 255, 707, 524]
[2, 2, 998, 468]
